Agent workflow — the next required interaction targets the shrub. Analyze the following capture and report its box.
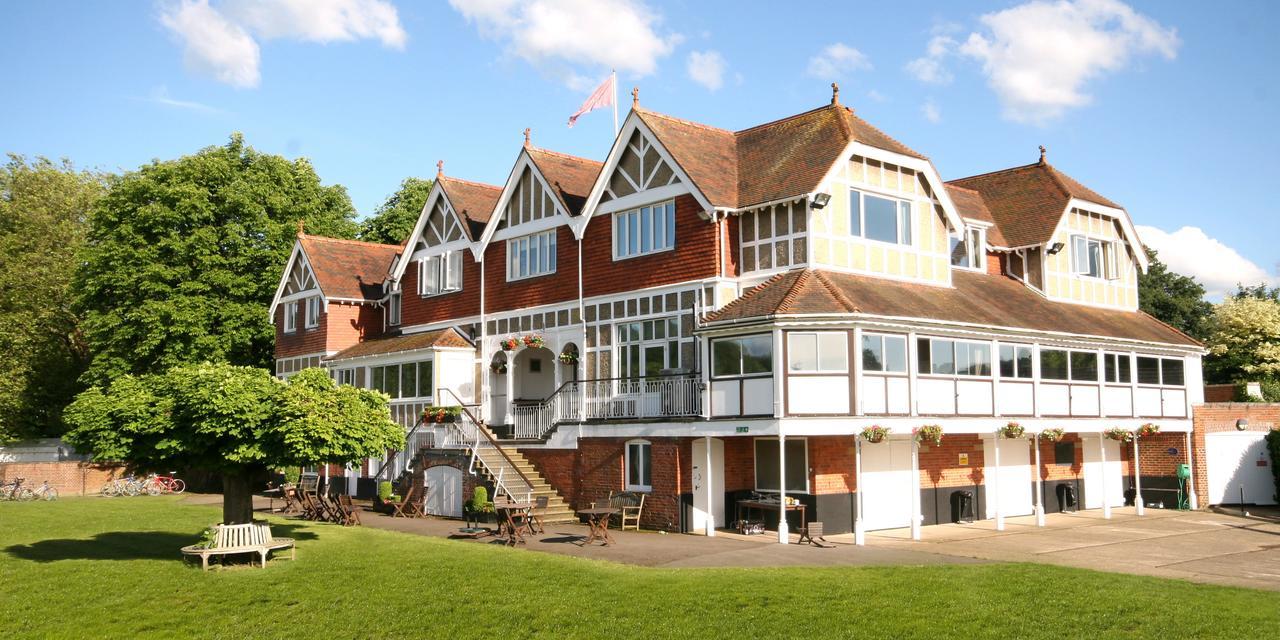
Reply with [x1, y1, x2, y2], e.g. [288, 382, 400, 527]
[1266, 429, 1280, 503]
[283, 467, 301, 485]
[378, 481, 394, 503]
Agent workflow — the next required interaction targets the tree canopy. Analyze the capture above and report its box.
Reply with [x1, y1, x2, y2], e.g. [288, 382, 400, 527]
[64, 365, 403, 523]
[74, 134, 359, 385]
[1137, 248, 1213, 340]
[357, 176, 433, 245]
[0, 155, 106, 441]
[1204, 296, 1280, 384]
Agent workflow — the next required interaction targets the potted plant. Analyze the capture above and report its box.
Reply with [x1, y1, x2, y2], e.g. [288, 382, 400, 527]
[376, 481, 396, 512]
[1137, 423, 1160, 438]
[463, 486, 494, 528]
[422, 406, 461, 424]
[500, 337, 519, 352]
[1104, 427, 1134, 443]
[523, 334, 545, 349]
[861, 425, 890, 443]
[1040, 428, 1066, 442]
[1000, 422, 1026, 439]
[490, 361, 508, 374]
[558, 351, 578, 365]
[914, 424, 944, 447]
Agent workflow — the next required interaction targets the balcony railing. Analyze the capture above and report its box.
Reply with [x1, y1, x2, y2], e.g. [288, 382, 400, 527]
[511, 373, 703, 440]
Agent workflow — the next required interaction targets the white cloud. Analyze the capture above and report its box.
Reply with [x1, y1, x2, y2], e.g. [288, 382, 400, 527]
[160, 1, 260, 88]
[905, 35, 957, 85]
[159, 0, 406, 88]
[450, 0, 679, 78]
[959, 0, 1179, 124]
[686, 50, 726, 91]
[921, 99, 941, 123]
[806, 43, 871, 78]
[1136, 225, 1279, 298]
[136, 86, 224, 114]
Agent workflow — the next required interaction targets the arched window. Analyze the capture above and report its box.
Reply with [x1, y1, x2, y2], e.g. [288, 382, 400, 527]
[624, 439, 652, 492]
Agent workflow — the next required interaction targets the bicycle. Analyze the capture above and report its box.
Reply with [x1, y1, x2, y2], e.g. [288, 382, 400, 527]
[2, 478, 34, 501]
[30, 481, 57, 501]
[151, 472, 185, 494]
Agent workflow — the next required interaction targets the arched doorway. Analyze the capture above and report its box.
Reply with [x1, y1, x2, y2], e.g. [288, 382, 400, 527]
[559, 343, 580, 383]
[513, 346, 556, 401]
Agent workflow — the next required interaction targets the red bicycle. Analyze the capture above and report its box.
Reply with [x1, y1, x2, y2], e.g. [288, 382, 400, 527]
[146, 472, 185, 495]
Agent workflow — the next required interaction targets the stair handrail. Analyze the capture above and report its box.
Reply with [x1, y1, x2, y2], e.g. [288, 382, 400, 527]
[436, 387, 536, 494]
[372, 412, 428, 482]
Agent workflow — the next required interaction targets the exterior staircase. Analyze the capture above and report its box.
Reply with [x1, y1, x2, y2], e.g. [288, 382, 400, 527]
[467, 446, 576, 524]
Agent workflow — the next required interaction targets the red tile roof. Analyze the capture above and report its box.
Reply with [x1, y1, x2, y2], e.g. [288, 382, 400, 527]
[943, 184, 1008, 247]
[948, 161, 1120, 248]
[327, 328, 473, 361]
[706, 268, 1199, 347]
[636, 103, 927, 211]
[298, 235, 400, 301]
[438, 175, 502, 240]
[527, 147, 602, 216]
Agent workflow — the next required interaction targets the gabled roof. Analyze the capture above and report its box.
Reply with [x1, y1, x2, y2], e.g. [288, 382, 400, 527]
[526, 147, 602, 216]
[705, 268, 1200, 347]
[327, 327, 473, 361]
[635, 103, 928, 211]
[436, 175, 502, 240]
[943, 184, 1008, 247]
[948, 161, 1120, 248]
[298, 235, 399, 301]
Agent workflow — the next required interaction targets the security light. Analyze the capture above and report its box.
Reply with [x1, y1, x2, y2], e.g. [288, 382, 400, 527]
[811, 193, 831, 209]
[1047, 241, 1065, 255]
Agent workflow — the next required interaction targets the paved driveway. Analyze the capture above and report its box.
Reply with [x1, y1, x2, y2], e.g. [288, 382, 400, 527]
[860, 507, 1280, 591]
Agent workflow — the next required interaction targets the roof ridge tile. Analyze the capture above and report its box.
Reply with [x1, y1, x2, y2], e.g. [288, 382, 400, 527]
[301, 234, 400, 250]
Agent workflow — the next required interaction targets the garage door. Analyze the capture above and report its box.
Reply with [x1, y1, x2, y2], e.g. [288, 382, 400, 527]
[424, 465, 463, 517]
[1082, 437, 1124, 510]
[1207, 432, 1275, 505]
[983, 438, 1034, 518]
[860, 439, 914, 531]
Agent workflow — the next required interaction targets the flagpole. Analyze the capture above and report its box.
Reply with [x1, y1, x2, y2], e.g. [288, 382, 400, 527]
[612, 69, 618, 135]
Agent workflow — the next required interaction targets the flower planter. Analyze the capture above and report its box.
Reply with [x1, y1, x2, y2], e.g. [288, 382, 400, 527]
[1104, 428, 1134, 443]
[999, 422, 1025, 439]
[1039, 428, 1066, 442]
[914, 424, 944, 447]
[861, 426, 889, 443]
[1137, 423, 1160, 438]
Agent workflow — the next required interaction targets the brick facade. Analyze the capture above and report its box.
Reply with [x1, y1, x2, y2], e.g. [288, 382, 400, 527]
[485, 225, 580, 315]
[0, 461, 126, 496]
[582, 194, 720, 298]
[275, 300, 382, 359]
[1191, 403, 1280, 504]
[399, 257, 483, 327]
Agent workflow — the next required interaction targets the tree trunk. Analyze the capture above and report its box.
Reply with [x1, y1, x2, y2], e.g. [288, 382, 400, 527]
[222, 471, 255, 525]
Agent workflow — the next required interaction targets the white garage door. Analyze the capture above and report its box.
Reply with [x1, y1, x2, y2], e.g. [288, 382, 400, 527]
[983, 438, 1034, 518]
[1207, 432, 1276, 505]
[860, 440, 914, 531]
[424, 465, 463, 517]
[1082, 437, 1124, 510]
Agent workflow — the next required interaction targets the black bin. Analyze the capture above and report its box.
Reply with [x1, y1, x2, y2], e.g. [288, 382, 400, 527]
[1056, 483, 1077, 513]
[950, 490, 975, 524]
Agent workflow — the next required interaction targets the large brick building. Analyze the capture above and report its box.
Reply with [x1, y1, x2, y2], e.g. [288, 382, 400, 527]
[269, 88, 1208, 543]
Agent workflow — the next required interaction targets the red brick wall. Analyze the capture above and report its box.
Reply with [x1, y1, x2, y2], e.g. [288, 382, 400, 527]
[1204, 385, 1236, 403]
[399, 255, 482, 327]
[1035, 433, 1085, 482]
[274, 301, 327, 358]
[582, 194, 719, 298]
[275, 300, 380, 359]
[0, 461, 126, 496]
[986, 251, 1005, 276]
[485, 225, 580, 314]
[1192, 403, 1280, 503]
[519, 448, 578, 508]
[546, 437, 686, 531]
[809, 436, 855, 494]
[919, 435, 987, 488]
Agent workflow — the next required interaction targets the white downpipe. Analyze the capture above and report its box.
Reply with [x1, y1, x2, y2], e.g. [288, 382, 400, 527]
[854, 436, 865, 545]
[910, 439, 921, 541]
[704, 435, 715, 537]
[993, 435, 1004, 531]
[1184, 431, 1198, 509]
[1133, 436, 1144, 516]
[777, 434, 789, 544]
[1100, 433, 1112, 519]
[1033, 434, 1045, 527]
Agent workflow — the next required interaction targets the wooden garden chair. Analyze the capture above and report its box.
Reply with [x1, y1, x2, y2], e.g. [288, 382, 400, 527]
[798, 521, 835, 548]
[391, 486, 425, 518]
[317, 491, 344, 523]
[529, 495, 549, 534]
[280, 485, 302, 514]
[299, 490, 321, 521]
[336, 494, 362, 526]
[607, 490, 646, 531]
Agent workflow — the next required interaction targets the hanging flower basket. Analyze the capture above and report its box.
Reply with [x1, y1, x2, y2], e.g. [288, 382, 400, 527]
[914, 424, 944, 447]
[558, 351, 578, 365]
[489, 362, 507, 375]
[522, 334, 545, 349]
[1040, 428, 1066, 442]
[500, 337, 519, 352]
[1137, 423, 1161, 438]
[1104, 427, 1134, 443]
[861, 425, 890, 444]
[999, 422, 1025, 439]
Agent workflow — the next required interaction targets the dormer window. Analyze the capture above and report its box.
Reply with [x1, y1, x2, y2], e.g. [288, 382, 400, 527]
[950, 226, 986, 271]
[304, 296, 321, 328]
[283, 301, 298, 333]
[1070, 235, 1119, 280]
[849, 189, 912, 246]
[420, 250, 463, 296]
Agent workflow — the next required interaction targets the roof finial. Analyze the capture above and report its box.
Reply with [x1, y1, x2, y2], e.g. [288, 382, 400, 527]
[831, 82, 840, 105]
[523, 127, 531, 148]
[296, 218, 304, 237]
[1038, 145, 1047, 164]
[631, 86, 639, 108]
[436, 160, 444, 177]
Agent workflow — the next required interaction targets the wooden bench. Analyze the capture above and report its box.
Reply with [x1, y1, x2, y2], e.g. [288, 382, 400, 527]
[180, 522, 296, 571]
[605, 490, 645, 531]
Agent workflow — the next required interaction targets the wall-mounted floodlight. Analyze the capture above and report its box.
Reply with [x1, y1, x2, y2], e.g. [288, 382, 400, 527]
[811, 193, 831, 209]
[1047, 241, 1065, 255]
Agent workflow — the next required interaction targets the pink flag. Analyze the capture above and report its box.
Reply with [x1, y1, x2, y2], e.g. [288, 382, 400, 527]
[567, 73, 615, 128]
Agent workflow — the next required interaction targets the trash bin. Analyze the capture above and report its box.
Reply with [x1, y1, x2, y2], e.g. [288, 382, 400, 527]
[1056, 483, 1077, 513]
[950, 490, 974, 524]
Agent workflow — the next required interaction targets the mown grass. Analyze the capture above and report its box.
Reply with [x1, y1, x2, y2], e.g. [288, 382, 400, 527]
[1, 496, 1276, 639]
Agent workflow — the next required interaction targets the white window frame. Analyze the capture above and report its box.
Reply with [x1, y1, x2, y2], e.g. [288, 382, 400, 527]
[951, 226, 986, 271]
[710, 334, 774, 379]
[613, 200, 676, 260]
[304, 297, 321, 329]
[387, 291, 401, 326]
[786, 331, 848, 374]
[753, 436, 810, 494]
[1070, 234, 1120, 280]
[419, 250, 463, 297]
[860, 332, 908, 375]
[624, 439, 652, 492]
[283, 301, 298, 333]
[917, 337, 993, 378]
[507, 229, 557, 281]
[1103, 352, 1132, 384]
[849, 188, 913, 247]
[333, 368, 356, 386]
[998, 343, 1034, 380]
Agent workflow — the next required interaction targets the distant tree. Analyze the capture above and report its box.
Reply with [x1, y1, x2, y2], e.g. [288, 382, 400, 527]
[1232, 283, 1280, 302]
[1204, 296, 1280, 384]
[1137, 247, 1213, 339]
[75, 134, 358, 385]
[0, 155, 106, 441]
[357, 177, 433, 245]
[65, 365, 404, 524]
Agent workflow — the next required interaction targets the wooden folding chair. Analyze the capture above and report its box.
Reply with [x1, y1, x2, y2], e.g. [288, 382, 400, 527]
[798, 521, 835, 548]
[337, 494, 362, 526]
[529, 495, 549, 534]
[280, 485, 302, 514]
[300, 490, 321, 521]
[392, 487, 423, 518]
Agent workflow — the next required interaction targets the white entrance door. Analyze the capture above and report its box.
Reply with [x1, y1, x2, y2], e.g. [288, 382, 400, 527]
[1207, 432, 1276, 505]
[860, 439, 914, 531]
[983, 438, 1034, 518]
[1082, 437, 1124, 509]
[424, 466, 463, 517]
[691, 438, 724, 533]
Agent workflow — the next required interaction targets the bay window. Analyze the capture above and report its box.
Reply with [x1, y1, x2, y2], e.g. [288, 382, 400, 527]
[1039, 349, 1069, 380]
[1137, 356, 1184, 386]
[999, 344, 1033, 379]
[850, 188, 912, 246]
[861, 333, 907, 373]
[917, 338, 991, 376]
[1104, 353, 1131, 383]
[507, 229, 557, 281]
[712, 334, 773, 378]
[419, 250, 463, 296]
[370, 361, 434, 400]
[614, 200, 676, 259]
[787, 332, 847, 373]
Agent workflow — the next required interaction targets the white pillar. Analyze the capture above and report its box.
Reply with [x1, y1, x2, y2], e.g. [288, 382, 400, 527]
[993, 435, 1004, 531]
[1133, 436, 1144, 516]
[1033, 434, 1045, 527]
[854, 435, 865, 545]
[1099, 433, 1112, 519]
[704, 436, 716, 537]
[910, 438, 922, 541]
[1184, 431, 1198, 509]
[777, 434, 789, 544]
[505, 351, 516, 425]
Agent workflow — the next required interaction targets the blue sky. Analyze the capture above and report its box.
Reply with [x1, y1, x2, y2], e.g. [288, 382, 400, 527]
[2, 0, 1276, 297]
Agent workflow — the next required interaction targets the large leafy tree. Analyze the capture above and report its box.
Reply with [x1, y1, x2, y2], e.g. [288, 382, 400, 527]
[75, 134, 358, 385]
[65, 365, 403, 524]
[1232, 283, 1280, 302]
[1137, 247, 1213, 340]
[357, 177, 433, 245]
[1203, 296, 1280, 384]
[0, 155, 106, 440]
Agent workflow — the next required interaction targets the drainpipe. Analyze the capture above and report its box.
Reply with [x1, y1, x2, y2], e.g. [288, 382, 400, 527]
[1133, 435, 1144, 516]
[1184, 431, 1198, 509]
[777, 433, 789, 544]
[1099, 432, 1112, 519]
[854, 436, 865, 545]
[1033, 433, 1045, 527]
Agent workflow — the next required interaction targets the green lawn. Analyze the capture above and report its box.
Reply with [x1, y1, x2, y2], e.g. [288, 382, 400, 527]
[1, 497, 1276, 639]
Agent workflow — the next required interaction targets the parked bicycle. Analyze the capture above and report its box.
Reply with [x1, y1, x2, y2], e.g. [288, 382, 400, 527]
[100, 475, 147, 497]
[2, 478, 35, 501]
[29, 480, 57, 501]
[146, 472, 185, 495]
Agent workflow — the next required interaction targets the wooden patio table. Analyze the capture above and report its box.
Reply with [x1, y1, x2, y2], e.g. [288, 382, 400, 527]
[735, 499, 806, 532]
[577, 507, 619, 546]
[495, 502, 533, 546]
